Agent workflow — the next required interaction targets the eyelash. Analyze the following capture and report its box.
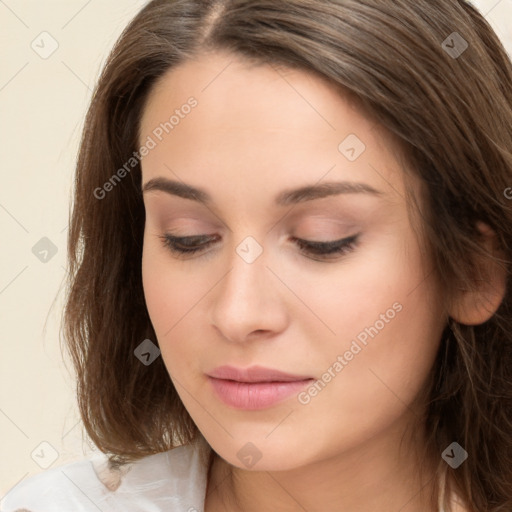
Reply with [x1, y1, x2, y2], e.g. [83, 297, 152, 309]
[158, 233, 360, 261]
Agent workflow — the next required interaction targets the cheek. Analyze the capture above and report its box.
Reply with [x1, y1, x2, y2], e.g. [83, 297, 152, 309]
[286, 231, 425, 348]
[300, 231, 444, 421]
[142, 230, 197, 329]
[308, 304, 443, 457]
[141, 239, 209, 376]
[142, 238, 172, 329]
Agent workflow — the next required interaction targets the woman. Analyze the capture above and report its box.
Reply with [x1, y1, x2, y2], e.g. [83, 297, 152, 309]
[2, 1, 511, 511]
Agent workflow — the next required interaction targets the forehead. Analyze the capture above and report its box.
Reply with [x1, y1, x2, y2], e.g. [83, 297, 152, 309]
[138, 50, 406, 207]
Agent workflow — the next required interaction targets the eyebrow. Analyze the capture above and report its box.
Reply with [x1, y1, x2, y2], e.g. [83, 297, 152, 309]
[142, 177, 383, 206]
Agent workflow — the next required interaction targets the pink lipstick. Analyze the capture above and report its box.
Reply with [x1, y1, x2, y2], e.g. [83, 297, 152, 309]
[207, 365, 315, 410]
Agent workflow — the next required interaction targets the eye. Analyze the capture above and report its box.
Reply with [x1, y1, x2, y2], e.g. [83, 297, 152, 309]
[291, 234, 359, 260]
[158, 233, 360, 261]
[158, 234, 218, 255]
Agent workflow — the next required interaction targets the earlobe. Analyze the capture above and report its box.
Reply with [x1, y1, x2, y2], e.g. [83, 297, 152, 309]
[448, 221, 508, 326]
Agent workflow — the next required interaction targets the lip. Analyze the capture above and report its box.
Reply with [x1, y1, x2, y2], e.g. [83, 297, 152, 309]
[206, 365, 315, 410]
[207, 365, 313, 383]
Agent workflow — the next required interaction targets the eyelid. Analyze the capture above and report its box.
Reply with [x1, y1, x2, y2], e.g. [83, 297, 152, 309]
[158, 232, 360, 261]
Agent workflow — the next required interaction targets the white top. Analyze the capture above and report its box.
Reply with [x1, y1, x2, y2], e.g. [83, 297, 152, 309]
[1, 434, 459, 512]
[1, 434, 212, 512]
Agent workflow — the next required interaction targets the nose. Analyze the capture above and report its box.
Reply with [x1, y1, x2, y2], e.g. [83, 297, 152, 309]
[209, 240, 289, 344]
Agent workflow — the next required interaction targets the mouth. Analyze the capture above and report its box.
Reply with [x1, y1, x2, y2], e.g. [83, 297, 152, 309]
[207, 364, 314, 383]
[206, 369, 315, 410]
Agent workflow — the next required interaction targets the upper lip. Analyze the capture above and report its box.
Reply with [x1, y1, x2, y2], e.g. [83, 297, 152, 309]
[207, 365, 314, 383]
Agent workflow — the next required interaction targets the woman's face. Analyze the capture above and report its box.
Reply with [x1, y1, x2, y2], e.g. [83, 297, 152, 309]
[140, 50, 447, 471]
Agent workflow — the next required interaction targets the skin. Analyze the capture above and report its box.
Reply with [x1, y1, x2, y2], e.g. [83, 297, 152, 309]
[138, 50, 486, 512]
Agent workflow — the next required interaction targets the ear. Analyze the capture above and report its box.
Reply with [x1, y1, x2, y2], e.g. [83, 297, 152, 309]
[448, 221, 507, 326]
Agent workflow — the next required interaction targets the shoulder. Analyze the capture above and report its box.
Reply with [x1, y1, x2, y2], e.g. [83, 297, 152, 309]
[1, 435, 212, 512]
[0, 456, 101, 511]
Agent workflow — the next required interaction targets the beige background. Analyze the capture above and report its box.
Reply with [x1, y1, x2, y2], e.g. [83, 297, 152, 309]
[0, 0, 510, 498]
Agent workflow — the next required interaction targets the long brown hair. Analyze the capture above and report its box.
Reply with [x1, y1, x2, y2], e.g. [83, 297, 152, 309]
[62, 1, 512, 510]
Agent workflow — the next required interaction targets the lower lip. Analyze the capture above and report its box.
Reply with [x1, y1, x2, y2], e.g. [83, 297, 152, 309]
[207, 376, 314, 410]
